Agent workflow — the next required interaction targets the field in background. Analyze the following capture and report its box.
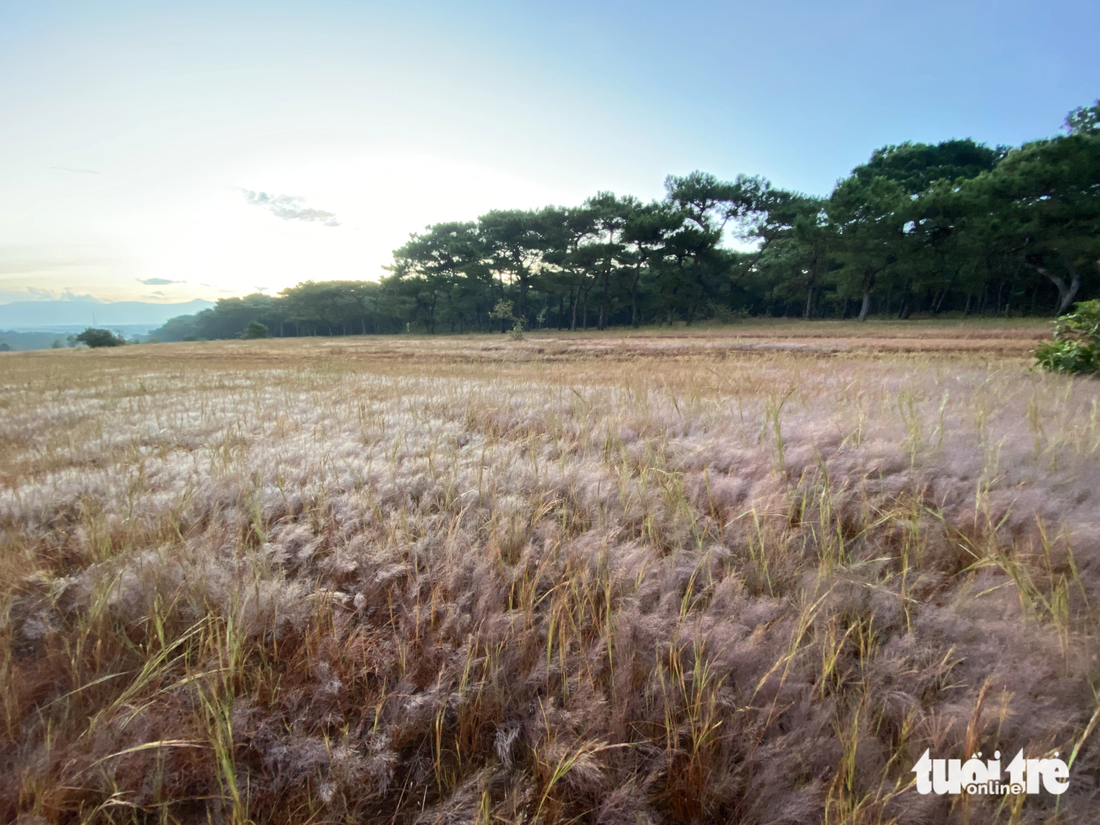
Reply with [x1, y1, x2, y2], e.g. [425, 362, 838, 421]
[2, 321, 1098, 824]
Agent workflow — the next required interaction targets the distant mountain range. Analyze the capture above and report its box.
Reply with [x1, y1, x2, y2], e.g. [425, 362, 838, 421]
[0, 299, 214, 331]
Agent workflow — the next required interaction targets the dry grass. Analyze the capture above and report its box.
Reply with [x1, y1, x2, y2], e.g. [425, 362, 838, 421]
[1, 322, 1098, 824]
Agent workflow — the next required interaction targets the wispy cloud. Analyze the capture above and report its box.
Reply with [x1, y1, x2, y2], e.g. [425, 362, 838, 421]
[50, 166, 100, 175]
[17, 287, 101, 303]
[61, 290, 100, 302]
[240, 189, 340, 227]
[138, 278, 185, 286]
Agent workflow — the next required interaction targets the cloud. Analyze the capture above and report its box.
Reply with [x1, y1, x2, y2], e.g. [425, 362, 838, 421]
[240, 189, 340, 227]
[138, 278, 185, 286]
[50, 166, 100, 175]
[11, 287, 101, 303]
[255, 285, 269, 293]
[60, 290, 100, 303]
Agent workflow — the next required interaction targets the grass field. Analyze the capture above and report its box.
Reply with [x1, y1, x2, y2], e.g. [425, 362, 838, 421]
[2, 321, 1098, 824]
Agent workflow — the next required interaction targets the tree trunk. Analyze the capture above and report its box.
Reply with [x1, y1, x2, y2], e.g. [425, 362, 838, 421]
[1029, 263, 1082, 315]
[897, 282, 912, 320]
[597, 270, 609, 330]
[932, 288, 946, 315]
[858, 270, 877, 322]
[631, 285, 639, 327]
[1003, 274, 1017, 317]
[858, 289, 872, 322]
[511, 258, 529, 323]
[804, 247, 824, 320]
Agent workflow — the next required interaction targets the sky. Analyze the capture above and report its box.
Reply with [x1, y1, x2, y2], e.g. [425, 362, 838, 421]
[1, 0, 1096, 305]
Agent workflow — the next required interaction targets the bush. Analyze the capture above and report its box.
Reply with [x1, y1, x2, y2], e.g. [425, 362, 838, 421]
[240, 321, 269, 339]
[1035, 299, 1100, 375]
[74, 328, 127, 348]
[506, 319, 526, 340]
[704, 301, 750, 323]
[489, 299, 526, 340]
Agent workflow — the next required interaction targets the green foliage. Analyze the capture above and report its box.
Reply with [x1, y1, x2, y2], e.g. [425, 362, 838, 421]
[853, 139, 1003, 192]
[1035, 299, 1100, 375]
[488, 299, 515, 322]
[703, 301, 749, 323]
[240, 321, 269, 339]
[74, 328, 127, 348]
[1066, 100, 1100, 136]
[489, 299, 526, 339]
[975, 131, 1100, 314]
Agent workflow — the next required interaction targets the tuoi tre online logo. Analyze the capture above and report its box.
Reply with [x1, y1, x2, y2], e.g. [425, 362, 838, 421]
[912, 749, 1070, 795]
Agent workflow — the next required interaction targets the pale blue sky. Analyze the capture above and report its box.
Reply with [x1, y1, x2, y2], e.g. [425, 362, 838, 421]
[1, 0, 1096, 302]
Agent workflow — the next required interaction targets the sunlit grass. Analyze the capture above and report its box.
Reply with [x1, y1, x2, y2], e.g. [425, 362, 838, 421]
[0, 324, 1097, 823]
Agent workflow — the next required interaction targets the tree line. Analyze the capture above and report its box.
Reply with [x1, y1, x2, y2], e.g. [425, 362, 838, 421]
[151, 102, 1100, 341]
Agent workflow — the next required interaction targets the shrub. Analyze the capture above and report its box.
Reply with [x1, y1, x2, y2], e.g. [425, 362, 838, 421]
[74, 328, 127, 348]
[704, 301, 750, 323]
[506, 319, 526, 340]
[1035, 299, 1100, 375]
[241, 321, 270, 339]
[489, 299, 526, 340]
